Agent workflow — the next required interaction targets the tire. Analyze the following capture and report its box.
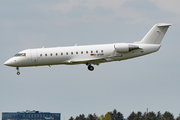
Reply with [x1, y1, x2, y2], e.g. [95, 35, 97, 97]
[88, 66, 94, 71]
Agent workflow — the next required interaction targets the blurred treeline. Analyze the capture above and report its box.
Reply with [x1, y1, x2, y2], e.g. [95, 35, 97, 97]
[69, 109, 180, 120]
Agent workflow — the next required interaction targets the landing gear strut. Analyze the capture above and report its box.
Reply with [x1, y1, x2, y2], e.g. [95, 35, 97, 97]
[16, 67, 20, 75]
[86, 63, 94, 71]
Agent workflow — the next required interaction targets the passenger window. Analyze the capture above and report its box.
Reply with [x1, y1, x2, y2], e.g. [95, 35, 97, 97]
[91, 51, 93, 53]
[101, 50, 103, 53]
[96, 50, 98, 53]
[40, 54, 42, 57]
[71, 52, 73, 55]
[76, 52, 78, 54]
[81, 51, 83, 54]
[66, 52, 68, 55]
[45, 54, 47, 56]
[61, 53, 63, 55]
[50, 53, 52, 56]
[86, 51, 88, 54]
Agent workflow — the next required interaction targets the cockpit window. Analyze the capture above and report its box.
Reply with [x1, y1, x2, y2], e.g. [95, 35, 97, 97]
[14, 53, 26, 57]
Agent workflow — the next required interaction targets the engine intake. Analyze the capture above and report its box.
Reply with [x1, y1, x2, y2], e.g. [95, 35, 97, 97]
[114, 43, 139, 53]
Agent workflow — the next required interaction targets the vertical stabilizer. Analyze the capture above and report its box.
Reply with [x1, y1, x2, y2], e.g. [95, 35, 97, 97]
[140, 23, 171, 44]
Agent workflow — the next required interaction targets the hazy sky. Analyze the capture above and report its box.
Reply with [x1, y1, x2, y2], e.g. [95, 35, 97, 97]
[1, 0, 180, 119]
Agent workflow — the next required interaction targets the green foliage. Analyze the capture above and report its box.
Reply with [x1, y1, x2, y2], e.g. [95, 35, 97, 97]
[69, 116, 74, 120]
[109, 109, 124, 120]
[69, 110, 179, 120]
[145, 111, 157, 120]
[127, 111, 137, 120]
[162, 111, 174, 120]
[128, 111, 160, 120]
[156, 111, 161, 120]
[74, 114, 86, 120]
[104, 113, 112, 120]
[86, 114, 98, 120]
[98, 115, 105, 120]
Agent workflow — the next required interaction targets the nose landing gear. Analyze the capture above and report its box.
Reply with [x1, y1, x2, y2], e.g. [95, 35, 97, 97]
[16, 67, 20, 75]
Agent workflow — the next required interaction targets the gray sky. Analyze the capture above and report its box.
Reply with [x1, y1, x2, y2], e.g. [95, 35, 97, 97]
[1, 0, 180, 119]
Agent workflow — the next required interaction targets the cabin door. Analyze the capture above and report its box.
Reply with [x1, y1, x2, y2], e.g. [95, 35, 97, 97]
[31, 49, 38, 62]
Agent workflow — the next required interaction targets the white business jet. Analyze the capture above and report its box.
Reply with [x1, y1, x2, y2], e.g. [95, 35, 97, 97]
[4, 23, 171, 75]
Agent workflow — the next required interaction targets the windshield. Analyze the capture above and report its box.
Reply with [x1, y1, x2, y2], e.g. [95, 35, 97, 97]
[14, 53, 26, 57]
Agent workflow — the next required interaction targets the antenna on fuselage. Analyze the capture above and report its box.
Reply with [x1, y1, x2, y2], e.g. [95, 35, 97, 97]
[42, 46, 45, 48]
[75, 44, 77, 46]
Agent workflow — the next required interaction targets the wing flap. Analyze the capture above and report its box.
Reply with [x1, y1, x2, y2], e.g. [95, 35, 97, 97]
[68, 57, 107, 65]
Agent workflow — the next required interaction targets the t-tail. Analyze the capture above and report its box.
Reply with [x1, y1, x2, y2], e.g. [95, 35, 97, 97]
[139, 23, 171, 44]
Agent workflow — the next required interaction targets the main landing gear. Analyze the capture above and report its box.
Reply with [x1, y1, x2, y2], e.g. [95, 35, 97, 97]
[86, 63, 94, 71]
[16, 67, 20, 75]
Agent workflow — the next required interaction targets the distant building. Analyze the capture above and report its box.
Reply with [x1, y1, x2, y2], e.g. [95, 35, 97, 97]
[2, 110, 61, 120]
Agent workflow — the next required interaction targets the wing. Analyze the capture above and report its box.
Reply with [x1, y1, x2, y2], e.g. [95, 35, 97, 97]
[68, 57, 107, 65]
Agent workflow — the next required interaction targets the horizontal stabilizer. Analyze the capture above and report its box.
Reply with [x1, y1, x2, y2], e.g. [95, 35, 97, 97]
[157, 23, 172, 27]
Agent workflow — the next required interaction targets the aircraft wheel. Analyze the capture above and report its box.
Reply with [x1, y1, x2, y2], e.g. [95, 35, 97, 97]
[88, 65, 94, 71]
[17, 72, 20, 75]
[16, 67, 20, 75]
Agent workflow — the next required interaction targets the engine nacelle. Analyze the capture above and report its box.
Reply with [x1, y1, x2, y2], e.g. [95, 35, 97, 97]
[114, 43, 139, 53]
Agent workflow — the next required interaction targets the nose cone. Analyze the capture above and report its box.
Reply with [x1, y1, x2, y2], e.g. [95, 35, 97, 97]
[4, 58, 15, 67]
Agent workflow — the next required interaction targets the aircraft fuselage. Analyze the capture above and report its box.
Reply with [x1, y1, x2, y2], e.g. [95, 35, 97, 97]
[4, 43, 160, 67]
